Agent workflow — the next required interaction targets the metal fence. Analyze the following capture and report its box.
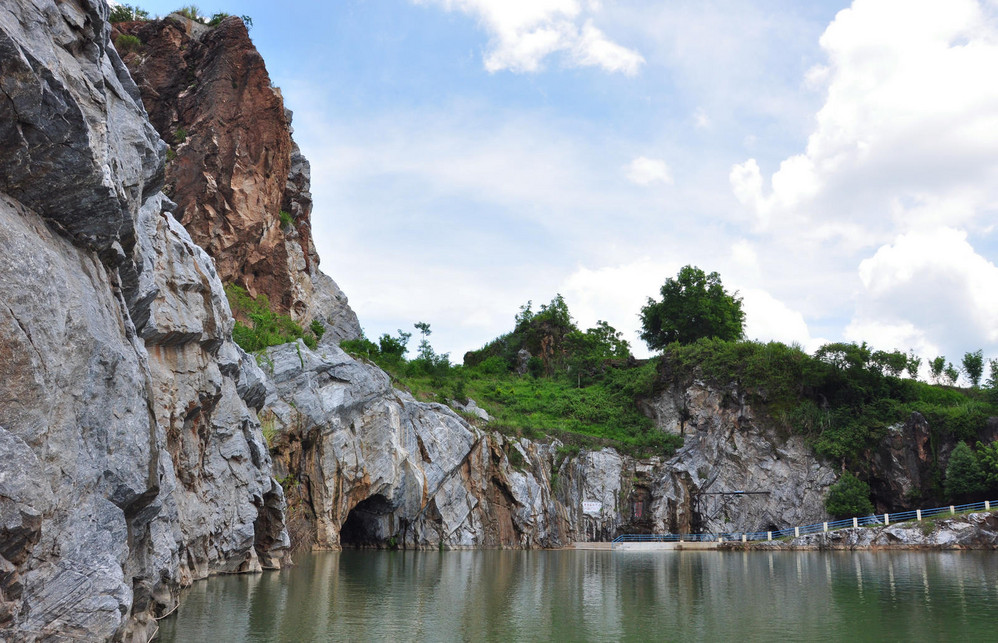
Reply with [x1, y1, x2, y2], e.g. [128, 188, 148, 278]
[611, 499, 997, 549]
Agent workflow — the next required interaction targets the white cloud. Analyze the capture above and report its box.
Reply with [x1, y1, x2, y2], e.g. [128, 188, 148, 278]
[560, 258, 678, 356]
[731, 0, 998, 236]
[413, 0, 644, 74]
[693, 107, 711, 129]
[624, 156, 672, 186]
[847, 227, 998, 358]
[741, 288, 820, 351]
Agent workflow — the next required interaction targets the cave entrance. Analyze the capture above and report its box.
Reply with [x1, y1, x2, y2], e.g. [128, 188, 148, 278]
[340, 494, 394, 548]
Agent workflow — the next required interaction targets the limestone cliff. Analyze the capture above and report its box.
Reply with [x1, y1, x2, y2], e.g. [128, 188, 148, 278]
[113, 14, 361, 342]
[260, 342, 842, 552]
[0, 2, 287, 640]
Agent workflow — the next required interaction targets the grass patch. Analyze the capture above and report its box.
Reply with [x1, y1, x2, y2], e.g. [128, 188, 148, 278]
[225, 283, 320, 352]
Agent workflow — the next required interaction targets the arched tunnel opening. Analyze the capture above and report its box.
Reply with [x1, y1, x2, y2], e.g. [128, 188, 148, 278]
[340, 494, 395, 548]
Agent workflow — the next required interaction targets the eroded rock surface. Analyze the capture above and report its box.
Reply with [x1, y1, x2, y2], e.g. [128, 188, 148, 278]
[263, 342, 570, 550]
[115, 14, 361, 338]
[0, 2, 287, 640]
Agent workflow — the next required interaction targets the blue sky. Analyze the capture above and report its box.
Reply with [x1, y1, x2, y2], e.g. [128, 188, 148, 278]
[127, 1, 998, 376]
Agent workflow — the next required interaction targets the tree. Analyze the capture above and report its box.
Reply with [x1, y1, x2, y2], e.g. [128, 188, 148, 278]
[945, 441, 985, 499]
[929, 356, 945, 384]
[871, 349, 907, 377]
[976, 440, 998, 493]
[414, 322, 434, 361]
[824, 471, 873, 518]
[944, 362, 960, 386]
[905, 351, 921, 380]
[962, 350, 984, 388]
[639, 265, 745, 351]
[109, 4, 149, 22]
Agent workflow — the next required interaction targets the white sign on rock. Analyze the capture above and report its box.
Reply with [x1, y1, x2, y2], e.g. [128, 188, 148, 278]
[582, 501, 602, 516]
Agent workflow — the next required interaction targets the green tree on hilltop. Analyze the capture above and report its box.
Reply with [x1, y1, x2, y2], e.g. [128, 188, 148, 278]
[962, 350, 984, 388]
[640, 265, 744, 351]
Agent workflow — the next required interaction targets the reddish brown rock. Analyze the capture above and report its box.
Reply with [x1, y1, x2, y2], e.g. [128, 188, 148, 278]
[115, 15, 360, 340]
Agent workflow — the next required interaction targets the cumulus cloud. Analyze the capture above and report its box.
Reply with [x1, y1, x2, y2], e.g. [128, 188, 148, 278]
[741, 289, 820, 351]
[560, 258, 676, 356]
[731, 0, 998, 235]
[412, 0, 644, 74]
[847, 227, 998, 357]
[624, 156, 672, 186]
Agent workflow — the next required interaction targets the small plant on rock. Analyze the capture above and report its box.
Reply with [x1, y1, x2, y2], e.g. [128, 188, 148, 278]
[114, 34, 142, 54]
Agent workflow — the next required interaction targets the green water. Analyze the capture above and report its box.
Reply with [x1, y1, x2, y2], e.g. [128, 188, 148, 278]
[157, 550, 997, 642]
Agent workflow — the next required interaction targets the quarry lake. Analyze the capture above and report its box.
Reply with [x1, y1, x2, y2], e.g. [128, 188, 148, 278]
[158, 549, 997, 641]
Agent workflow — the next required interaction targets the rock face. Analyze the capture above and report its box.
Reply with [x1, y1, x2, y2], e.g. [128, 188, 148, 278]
[263, 342, 570, 550]
[0, 2, 287, 640]
[638, 382, 838, 535]
[263, 347, 842, 551]
[115, 14, 361, 340]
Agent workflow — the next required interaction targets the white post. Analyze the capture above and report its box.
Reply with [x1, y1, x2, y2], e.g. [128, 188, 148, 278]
[794, 526, 800, 538]
[986, 501, 991, 511]
[742, 534, 747, 542]
[853, 517, 859, 528]
[767, 531, 772, 541]
[950, 505, 956, 515]
[884, 513, 889, 525]
[916, 509, 922, 521]
[823, 522, 828, 532]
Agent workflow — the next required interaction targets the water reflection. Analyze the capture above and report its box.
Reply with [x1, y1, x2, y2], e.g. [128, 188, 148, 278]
[158, 550, 998, 642]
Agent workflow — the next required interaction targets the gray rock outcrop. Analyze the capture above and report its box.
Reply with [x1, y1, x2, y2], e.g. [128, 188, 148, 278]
[641, 382, 838, 534]
[263, 342, 569, 549]
[0, 1, 287, 640]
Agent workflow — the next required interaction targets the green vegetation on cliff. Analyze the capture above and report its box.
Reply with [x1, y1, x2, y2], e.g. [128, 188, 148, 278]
[342, 296, 681, 458]
[225, 284, 321, 351]
[337, 266, 998, 504]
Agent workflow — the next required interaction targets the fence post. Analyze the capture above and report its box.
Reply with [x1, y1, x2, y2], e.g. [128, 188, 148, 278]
[916, 509, 922, 521]
[853, 517, 858, 528]
[767, 531, 772, 541]
[794, 526, 800, 538]
[742, 534, 747, 542]
[950, 505, 956, 515]
[987, 501, 991, 511]
[884, 513, 889, 525]
[823, 522, 828, 532]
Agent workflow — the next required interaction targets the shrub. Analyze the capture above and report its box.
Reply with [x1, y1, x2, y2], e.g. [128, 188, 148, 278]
[174, 128, 187, 144]
[225, 283, 308, 353]
[477, 355, 509, 375]
[174, 5, 204, 22]
[310, 319, 325, 340]
[279, 210, 293, 229]
[824, 471, 874, 518]
[945, 441, 985, 499]
[114, 34, 142, 54]
[208, 12, 230, 26]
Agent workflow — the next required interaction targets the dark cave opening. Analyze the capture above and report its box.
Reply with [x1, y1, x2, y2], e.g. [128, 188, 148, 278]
[339, 494, 394, 548]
